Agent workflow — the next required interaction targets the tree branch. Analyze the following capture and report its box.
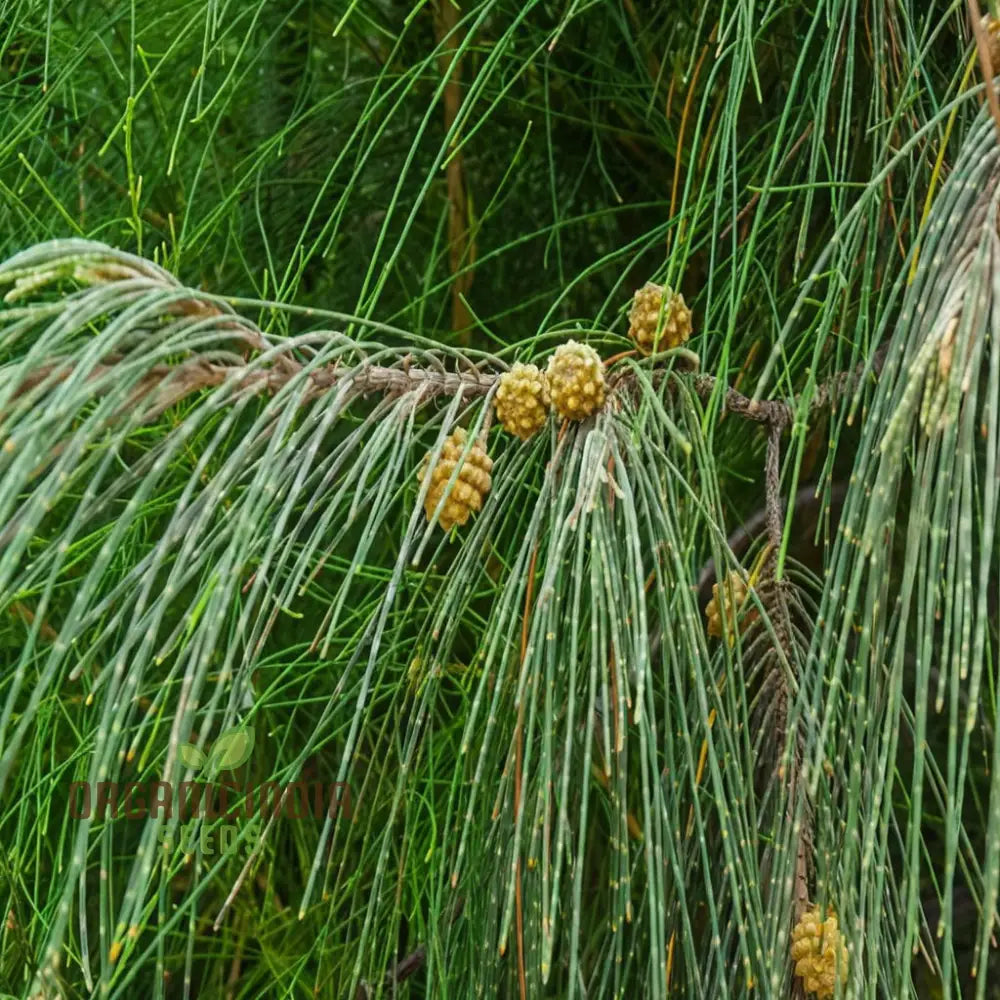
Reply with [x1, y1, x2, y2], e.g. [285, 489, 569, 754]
[6, 343, 887, 435]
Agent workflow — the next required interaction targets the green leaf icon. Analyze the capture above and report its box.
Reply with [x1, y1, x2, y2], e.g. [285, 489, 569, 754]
[178, 743, 207, 770]
[207, 726, 255, 771]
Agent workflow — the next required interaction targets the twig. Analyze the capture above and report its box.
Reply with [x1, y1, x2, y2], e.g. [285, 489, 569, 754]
[353, 946, 426, 999]
[7, 344, 886, 439]
[969, 0, 1000, 139]
[718, 123, 814, 243]
[85, 162, 170, 230]
[433, 1, 476, 337]
[695, 481, 849, 602]
[7, 601, 59, 643]
[351, 897, 465, 998]
[765, 423, 783, 549]
[667, 31, 715, 251]
[213, 786, 293, 931]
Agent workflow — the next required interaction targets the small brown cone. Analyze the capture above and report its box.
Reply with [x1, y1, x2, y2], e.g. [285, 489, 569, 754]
[704, 570, 754, 645]
[546, 341, 606, 420]
[627, 281, 693, 355]
[419, 428, 493, 531]
[495, 363, 550, 440]
[790, 907, 849, 999]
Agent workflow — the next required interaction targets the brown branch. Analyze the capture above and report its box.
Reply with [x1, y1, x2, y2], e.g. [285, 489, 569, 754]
[765, 423, 783, 549]
[752, 555, 814, 989]
[6, 343, 887, 438]
[970, 0, 1000, 140]
[433, 1, 476, 338]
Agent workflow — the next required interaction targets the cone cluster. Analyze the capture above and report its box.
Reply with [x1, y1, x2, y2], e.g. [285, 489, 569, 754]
[419, 428, 493, 531]
[546, 340, 606, 420]
[790, 907, 849, 999]
[495, 363, 551, 440]
[705, 570, 754, 644]
[627, 281, 692, 355]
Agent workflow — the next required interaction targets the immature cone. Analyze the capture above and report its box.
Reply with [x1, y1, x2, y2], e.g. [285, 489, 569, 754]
[546, 341, 606, 420]
[419, 428, 493, 531]
[704, 570, 754, 644]
[627, 281, 692, 355]
[937, 317, 957, 380]
[495, 363, 551, 440]
[790, 907, 849, 999]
